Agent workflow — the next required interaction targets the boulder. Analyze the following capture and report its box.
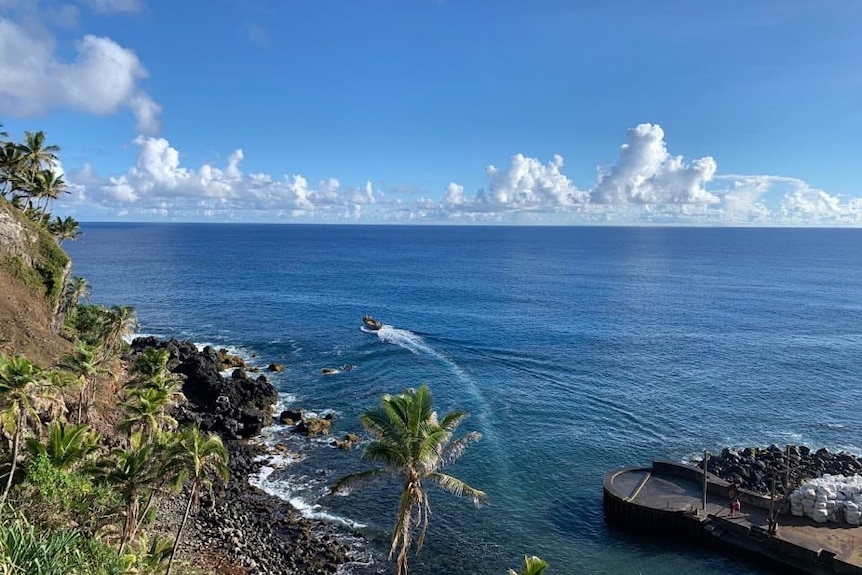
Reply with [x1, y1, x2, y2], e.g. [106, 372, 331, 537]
[218, 348, 246, 370]
[332, 433, 360, 450]
[294, 417, 331, 436]
[279, 409, 303, 425]
[267, 363, 284, 372]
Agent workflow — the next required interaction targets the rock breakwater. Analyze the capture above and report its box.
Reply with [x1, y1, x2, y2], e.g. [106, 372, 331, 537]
[698, 444, 862, 496]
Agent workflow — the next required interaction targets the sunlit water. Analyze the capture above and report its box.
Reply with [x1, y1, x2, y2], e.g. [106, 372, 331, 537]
[66, 224, 862, 575]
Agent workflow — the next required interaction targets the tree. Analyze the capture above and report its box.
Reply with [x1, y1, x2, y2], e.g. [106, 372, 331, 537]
[25, 421, 100, 471]
[18, 130, 60, 181]
[164, 425, 229, 575]
[120, 387, 177, 444]
[0, 354, 64, 503]
[130, 346, 183, 400]
[100, 442, 160, 554]
[101, 305, 139, 361]
[59, 342, 112, 425]
[0, 139, 25, 200]
[62, 276, 91, 315]
[331, 384, 486, 575]
[30, 168, 67, 212]
[508, 556, 549, 575]
[49, 215, 81, 245]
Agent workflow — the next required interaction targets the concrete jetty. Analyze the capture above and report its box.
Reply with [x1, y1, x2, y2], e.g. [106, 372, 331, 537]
[603, 460, 862, 575]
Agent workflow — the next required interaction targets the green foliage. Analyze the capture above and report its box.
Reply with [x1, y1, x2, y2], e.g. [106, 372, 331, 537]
[64, 304, 112, 348]
[25, 421, 100, 470]
[508, 555, 549, 575]
[0, 506, 125, 575]
[12, 453, 119, 536]
[34, 230, 69, 304]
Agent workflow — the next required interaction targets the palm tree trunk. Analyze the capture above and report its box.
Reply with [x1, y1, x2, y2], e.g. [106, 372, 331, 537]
[165, 481, 197, 575]
[77, 383, 85, 425]
[134, 487, 160, 540]
[1, 413, 23, 504]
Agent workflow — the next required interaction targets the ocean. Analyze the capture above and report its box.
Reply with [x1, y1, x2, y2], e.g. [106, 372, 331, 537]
[65, 224, 862, 575]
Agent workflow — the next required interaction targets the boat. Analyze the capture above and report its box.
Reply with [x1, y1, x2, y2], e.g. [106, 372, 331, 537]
[362, 315, 383, 330]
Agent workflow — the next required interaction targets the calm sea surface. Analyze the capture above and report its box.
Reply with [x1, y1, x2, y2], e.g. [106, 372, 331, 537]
[65, 224, 862, 575]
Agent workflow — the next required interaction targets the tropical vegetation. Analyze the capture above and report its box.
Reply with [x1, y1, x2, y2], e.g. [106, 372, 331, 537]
[0, 126, 230, 574]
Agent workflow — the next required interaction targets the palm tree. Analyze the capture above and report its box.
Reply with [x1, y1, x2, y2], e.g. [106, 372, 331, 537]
[100, 442, 161, 554]
[59, 342, 112, 424]
[0, 354, 64, 503]
[130, 346, 183, 399]
[331, 385, 486, 575]
[49, 215, 81, 245]
[508, 556, 549, 575]
[25, 421, 100, 470]
[18, 130, 60, 179]
[101, 305, 139, 361]
[120, 387, 178, 444]
[30, 168, 67, 213]
[62, 276, 90, 315]
[0, 140, 25, 200]
[164, 425, 229, 575]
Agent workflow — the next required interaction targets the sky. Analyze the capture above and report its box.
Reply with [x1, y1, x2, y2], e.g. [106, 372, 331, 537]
[1, 0, 860, 225]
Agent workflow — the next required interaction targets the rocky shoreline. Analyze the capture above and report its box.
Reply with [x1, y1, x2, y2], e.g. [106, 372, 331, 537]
[697, 444, 862, 497]
[130, 337, 364, 575]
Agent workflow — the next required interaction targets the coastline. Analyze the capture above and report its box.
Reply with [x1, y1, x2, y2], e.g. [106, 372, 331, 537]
[131, 337, 372, 575]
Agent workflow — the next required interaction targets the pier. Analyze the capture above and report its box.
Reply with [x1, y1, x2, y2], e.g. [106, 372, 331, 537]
[603, 461, 862, 574]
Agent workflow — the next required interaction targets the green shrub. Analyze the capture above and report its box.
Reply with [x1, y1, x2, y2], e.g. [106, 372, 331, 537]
[13, 453, 120, 537]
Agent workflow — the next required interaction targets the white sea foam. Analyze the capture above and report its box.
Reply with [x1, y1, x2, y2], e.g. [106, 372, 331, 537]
[249, 459, 366, 530]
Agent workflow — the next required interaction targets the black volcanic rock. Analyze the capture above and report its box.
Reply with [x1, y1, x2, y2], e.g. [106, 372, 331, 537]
[699, 443, 862, 496]
[130, 338, 278, 439]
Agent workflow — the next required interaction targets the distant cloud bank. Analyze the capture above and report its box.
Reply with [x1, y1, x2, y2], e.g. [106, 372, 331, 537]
[58, 123, 861, 225]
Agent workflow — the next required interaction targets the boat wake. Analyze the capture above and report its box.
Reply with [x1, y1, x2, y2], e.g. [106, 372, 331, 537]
[368, 324, 502, 469]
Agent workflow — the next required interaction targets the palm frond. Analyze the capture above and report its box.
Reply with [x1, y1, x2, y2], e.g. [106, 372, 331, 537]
[329, 468, 384, 495]
[428, 472, 486, 505]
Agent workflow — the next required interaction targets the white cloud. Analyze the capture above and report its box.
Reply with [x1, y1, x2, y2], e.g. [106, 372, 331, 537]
[57, 124, 862, 226]
[0, 17, 160, 132]
[591, 123, 718, 205]
[65, 136, 383, 221]
[84, 0, 143, 14]
[485, 153, 587, 208]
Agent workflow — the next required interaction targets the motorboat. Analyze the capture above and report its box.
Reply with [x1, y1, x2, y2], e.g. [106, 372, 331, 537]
[362, 315, 383, 330]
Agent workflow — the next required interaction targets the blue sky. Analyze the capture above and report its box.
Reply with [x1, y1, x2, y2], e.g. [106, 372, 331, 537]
[1, 0, 860, 224]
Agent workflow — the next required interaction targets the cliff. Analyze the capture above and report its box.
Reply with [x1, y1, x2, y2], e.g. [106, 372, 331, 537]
[0, 199, 72, 366]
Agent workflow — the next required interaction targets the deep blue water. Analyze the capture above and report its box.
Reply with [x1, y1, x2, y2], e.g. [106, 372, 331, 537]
[66, 224, 862, 575]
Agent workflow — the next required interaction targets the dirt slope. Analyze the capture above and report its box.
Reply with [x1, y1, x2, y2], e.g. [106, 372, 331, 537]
[0, 267, 71, 367]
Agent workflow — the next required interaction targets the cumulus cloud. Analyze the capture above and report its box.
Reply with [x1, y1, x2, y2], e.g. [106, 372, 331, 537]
[405, 123, 860, 226]
[486, 154, 587, 208]
[58, 123, 862, 225]
[591, 123, 718, 205]
[64, 136, 381, 221]
[0, 17, 160, 132]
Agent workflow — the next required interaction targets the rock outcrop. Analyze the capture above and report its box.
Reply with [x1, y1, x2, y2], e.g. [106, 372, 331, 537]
[130, 337, 278, 439]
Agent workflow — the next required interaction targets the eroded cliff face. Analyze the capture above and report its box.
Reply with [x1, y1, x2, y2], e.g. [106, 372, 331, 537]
[0, 204, 40, 264]
[0, 200, 72, 366]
